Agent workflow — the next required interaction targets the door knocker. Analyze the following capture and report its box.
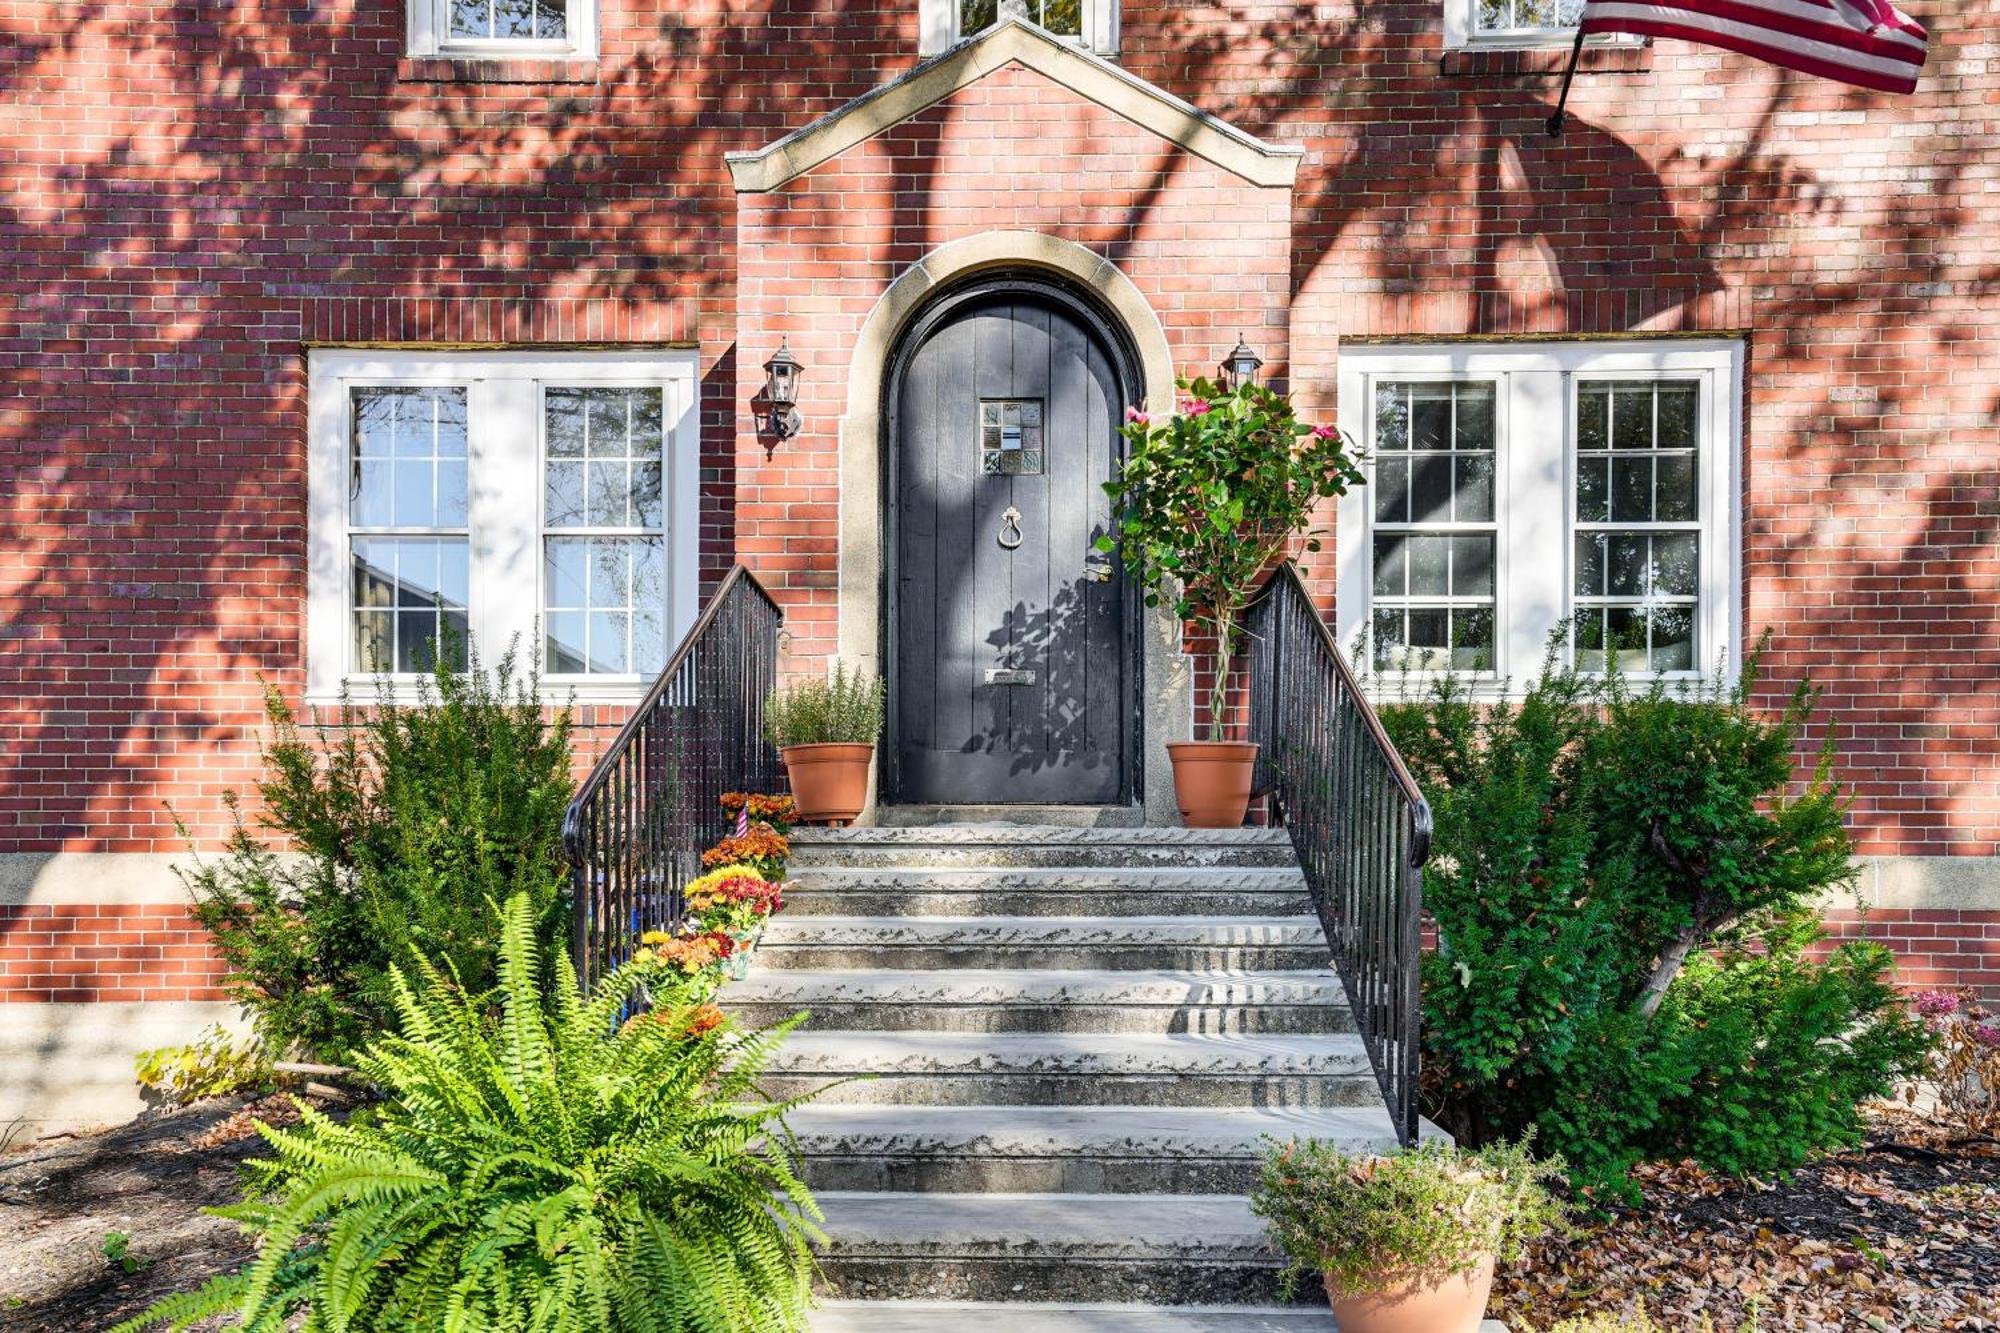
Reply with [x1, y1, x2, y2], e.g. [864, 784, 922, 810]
[997, 506, 1024, 551]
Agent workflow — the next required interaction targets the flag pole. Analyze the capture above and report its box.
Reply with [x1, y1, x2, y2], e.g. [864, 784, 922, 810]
[1546, 26, 1587, 137]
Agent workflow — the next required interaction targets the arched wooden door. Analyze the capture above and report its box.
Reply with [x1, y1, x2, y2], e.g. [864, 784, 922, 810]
[887, 282, 1132, 806]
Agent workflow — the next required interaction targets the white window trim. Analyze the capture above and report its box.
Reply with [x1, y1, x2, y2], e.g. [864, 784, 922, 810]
[919, 0, 1119, 57]
[1335, 339, 1743, 698]
[1442, 0, 1640, 50]
[406, 0, 598, 60]
[306, 348, 699, 705]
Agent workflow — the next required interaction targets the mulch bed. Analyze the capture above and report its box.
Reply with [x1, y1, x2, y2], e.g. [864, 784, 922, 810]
[1493, 1108, 2000, 1331]
[0, 1095, 315, 1332]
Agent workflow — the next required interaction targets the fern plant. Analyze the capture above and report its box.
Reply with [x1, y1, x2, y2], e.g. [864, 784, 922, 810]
[114, 893, 823, 1333]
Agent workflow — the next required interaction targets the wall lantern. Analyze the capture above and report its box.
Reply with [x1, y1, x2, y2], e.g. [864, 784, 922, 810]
[762, 340, 804, 439]
[1220, 334, 1263, 390]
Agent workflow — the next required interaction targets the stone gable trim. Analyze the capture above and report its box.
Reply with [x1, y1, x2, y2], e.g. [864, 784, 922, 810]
[724, 18, 1306, 193]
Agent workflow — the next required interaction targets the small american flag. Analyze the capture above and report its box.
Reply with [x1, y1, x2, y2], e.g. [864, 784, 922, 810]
[1579, 0, 1929, 94]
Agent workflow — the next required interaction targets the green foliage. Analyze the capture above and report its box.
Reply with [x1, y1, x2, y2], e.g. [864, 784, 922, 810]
[113, 893, 822, 1333]
[1654, 914, 1931, 1176]
[1381, 639, 1935, 1197]
[103, 1230, 154, 1275]
[134, 1025, 274, 1107]
[181, 643, 574, 1062]
[1252, 1137, 1566, 1298]
[1101, 377, 1364, 740]
[763, 661, 884, 747]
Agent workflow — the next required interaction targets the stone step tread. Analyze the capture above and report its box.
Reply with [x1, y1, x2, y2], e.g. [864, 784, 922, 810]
[812, 1303, 1505, 1332]
[766, 1030, 1372, 1076]
[792, 826, 1290, 848]
[728, 968, 1349, 1007]
[786, 1104, 1400, 1158]
[762, 916, 1326, 946]
[787, 867, 1308, 889]
[814, 1192, 1273, 1260]
[809, 1302, 1341, 1331]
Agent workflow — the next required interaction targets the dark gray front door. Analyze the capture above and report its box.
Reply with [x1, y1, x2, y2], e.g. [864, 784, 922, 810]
[891, 290, 1129, 805]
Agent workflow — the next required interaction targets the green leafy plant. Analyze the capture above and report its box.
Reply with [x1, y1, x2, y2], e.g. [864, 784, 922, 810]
[180, 641, 574, 1061]
[1100, 376, 1364, 739]
[1252, 1137, 1566, 1298]
[134, 1025, 274, 1107]
[113, 893, 822, 1333]
[763, 661, 884, 747]
[1381, 639, 1937, 1197]
[103, 1230, 154, 1275]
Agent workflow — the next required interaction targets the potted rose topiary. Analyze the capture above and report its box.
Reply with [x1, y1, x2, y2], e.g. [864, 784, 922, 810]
[1101, 375, 1364, 827]
[764, 662, 885, 826]
[1252, 1136, 1566, 1333]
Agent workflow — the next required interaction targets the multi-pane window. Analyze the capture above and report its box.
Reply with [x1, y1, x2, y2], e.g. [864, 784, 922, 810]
[1335, 342, 1741, 695]
[449, 0, 566, 42]
[926, 0, 1113, 52]
[308, 351, 695, 702]
[543, 387, 668, 677]
[1474, 0, 1584, 38]
[1573, 380, 1701, 673]
[959, 0, 1083, 38]
[409, 0, 594, 57]
[1368, 382, 1497, 671]
[349, 387, 470, 674]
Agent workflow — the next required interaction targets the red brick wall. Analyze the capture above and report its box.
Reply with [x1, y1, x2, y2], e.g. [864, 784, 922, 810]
[0, 906, 228, 1004]
[3, 2, 1995, 863]
[1820, 909, 2000, 997]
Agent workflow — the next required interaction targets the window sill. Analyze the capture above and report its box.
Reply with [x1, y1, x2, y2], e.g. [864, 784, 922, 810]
[1439, 41, 1651, 78]
[398, 56, 600, 85]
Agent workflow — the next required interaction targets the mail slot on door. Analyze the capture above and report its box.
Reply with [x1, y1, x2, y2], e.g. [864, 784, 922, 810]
[984, 668, 1038, 686]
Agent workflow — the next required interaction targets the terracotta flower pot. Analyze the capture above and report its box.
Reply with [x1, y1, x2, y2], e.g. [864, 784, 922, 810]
[1165, 740, 1259, 829]
[780, 742, 874, 827]
[1322, 1253, 1495, 1333]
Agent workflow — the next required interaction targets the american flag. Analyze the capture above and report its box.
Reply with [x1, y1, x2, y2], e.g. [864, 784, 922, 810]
[1578, 0, 1930, 94]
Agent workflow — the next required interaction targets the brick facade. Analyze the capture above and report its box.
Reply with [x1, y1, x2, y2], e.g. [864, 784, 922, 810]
[3, 0, 1997, 1035]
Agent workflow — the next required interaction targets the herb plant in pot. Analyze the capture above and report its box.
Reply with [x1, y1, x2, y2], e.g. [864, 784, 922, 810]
[1252, 1137, 1566, 1333]
[764, 662, 885, 827]
[1101, 376, 1364, 827]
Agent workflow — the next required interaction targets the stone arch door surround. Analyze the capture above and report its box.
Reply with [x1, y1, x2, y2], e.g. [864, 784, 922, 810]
[837, 232, 1190, 822]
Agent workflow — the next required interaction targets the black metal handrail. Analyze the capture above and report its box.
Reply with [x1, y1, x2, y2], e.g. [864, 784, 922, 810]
[562, 565, 784, 988]
[1244, 561, 1431, 1146]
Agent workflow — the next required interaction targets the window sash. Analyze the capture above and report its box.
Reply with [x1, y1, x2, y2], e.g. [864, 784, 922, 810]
[1335, 342, 1741, 698]
[307, 350, 696, 704]
[407, 0, 596, 58]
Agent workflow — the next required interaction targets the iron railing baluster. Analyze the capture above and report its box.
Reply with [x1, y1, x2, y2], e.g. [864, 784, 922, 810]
[1245, 561, 1430, 1146]
[562, 566, 784, 989]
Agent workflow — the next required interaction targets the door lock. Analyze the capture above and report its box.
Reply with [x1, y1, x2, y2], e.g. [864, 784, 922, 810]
[1083, 559, 1114, 583]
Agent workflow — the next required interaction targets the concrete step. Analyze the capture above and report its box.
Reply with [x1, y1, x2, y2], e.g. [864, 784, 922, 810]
[725, 968, 1356, 1034]
[789, 826, 1296, 870]
[761, 1031, 1378, 1107]
[782, 866, 1312, 918]
[756, 915, 1329, 972]
[813, 1192, 1289, 1304]
[810, 1302, 1342, 1331]
[812, 1303, 1507, 1331]
[787, 1103, 1400, 1193]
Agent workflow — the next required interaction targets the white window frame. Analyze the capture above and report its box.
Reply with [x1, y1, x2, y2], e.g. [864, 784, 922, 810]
[406, 0, 598, 60]
[1335, 339, 1742, 697]
[919, 0, 1119, 56]
[1443, 0, 1639, 50]
[307, 349, 699, 704]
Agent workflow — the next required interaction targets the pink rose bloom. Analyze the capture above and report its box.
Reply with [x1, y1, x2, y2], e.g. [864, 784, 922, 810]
[1124, 406, 1149, 425]
[1973, 1022, 2000, 1048]
[1311, 424, 1337, 440]
[1185, 399, 1212, 417]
